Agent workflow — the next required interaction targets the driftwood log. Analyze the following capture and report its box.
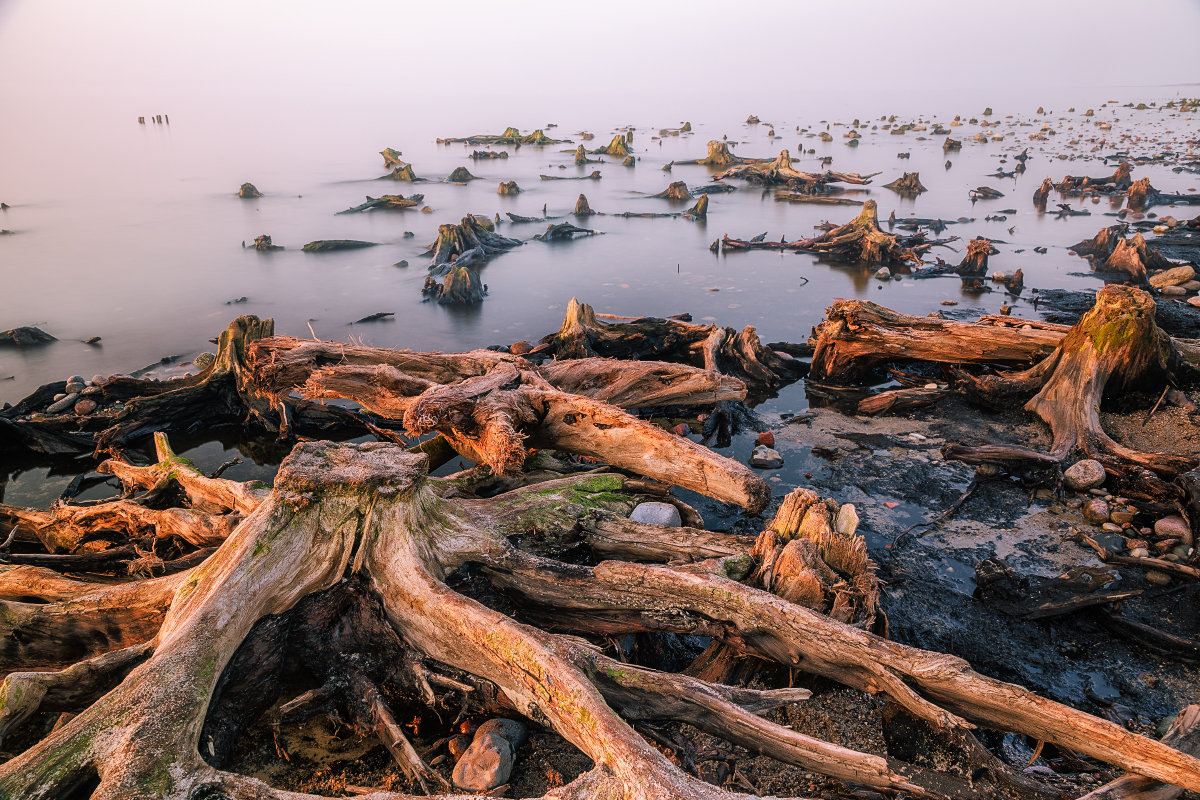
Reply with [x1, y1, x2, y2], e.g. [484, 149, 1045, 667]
[536, 298, 804, 395]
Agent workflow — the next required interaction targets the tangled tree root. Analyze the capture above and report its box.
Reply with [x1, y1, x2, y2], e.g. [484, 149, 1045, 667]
[4, 323, 1200, 799]
[950, 285, 1194, 476]
[537, 297, 805, 396]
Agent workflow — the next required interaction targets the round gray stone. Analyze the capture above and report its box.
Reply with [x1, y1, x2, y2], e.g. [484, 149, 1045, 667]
[1063, 458, 1105, 491]
[630, 502, 682, 527]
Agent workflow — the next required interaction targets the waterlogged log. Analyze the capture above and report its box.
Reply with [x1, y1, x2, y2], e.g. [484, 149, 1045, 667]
[793, 200, 928, 267]
[540, 170, 602, 181]
[1057, 162, 1134, 194]
[809, 300, 1067, 381]
[301, 239, 379, 252]
[534, 222, 600, 241]
[437, 126, 567, 145]
[497, 180, 521, 195]
[714, 149, 878, 189]
[336, 193, 423, 214]
[1127, 178, 1200, 210]
[539, 297, 803, 392]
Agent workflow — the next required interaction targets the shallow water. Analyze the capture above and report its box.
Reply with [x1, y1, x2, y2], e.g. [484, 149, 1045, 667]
[4, 98, 1197, 400]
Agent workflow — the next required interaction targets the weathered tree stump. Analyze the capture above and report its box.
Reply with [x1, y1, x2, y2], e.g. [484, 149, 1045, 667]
[883, 172, 927, 195]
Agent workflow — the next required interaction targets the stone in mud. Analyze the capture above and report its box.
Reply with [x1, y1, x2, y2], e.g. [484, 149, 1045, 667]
[47, 393, 79, 414]
[1146, 570, 1172, 586]
[1093, 531, 1125, 553]
[1063, 458, 1105, 491]
[1154, 516, 1191, 546]
[1109, 510, 1136, 526]
[1082, 498, 1110, 525]
[1149, 265, 1195, 289]
[749, 445, 784, 469]
[630, 502, 682, 527]
[452, 718, 527, 791]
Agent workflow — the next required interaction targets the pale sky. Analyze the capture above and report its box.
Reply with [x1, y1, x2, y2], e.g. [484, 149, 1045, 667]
[2, 0, 1198, 114]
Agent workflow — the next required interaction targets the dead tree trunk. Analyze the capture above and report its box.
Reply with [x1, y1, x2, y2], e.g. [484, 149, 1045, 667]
[536, 298, 804, 393]
[809, 301, 1067, 381]
[952, 285, 1193, 475]
[883, 172, 927, 195]
[793, 200, 929, 267]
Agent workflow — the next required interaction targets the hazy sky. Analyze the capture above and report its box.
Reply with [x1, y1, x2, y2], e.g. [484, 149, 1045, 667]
[2, 0, 1198, 116]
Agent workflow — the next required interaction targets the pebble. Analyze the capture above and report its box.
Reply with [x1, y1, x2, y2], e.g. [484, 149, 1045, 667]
[1154, 516, 1192, 546]
[630, 502, 682, 527]
[874, 268, 890, 280]
[756, 431, 775, 447]
[509, 341, 532, 355]
[65, 376, 86, 393]
[1161, 285, 1187, 296]
[74, 398, 98, 415]
[193, 352, 216, 369]
[1064, 459, 1106, 491]
[670, 422, 691, 436]
[749, 445, 784, 469]
[1149, 265, 1196, 289]
[47, 393, 79, 414]
[1189, 297, 1200, 309]
[452, 718, 528, 791]
[1082, 498, 1110, 524]
[1182, 280, 1200, 292]
[1146, 571, 1172, 586]
[1109, 510, 1135, 525]
[448, 734, 472, 759]
[1093, 531, 1125, 553]
[835, 503, 859, 536]
[1101, 522, 1123, 534]
[1129, 547, 1151, 558]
